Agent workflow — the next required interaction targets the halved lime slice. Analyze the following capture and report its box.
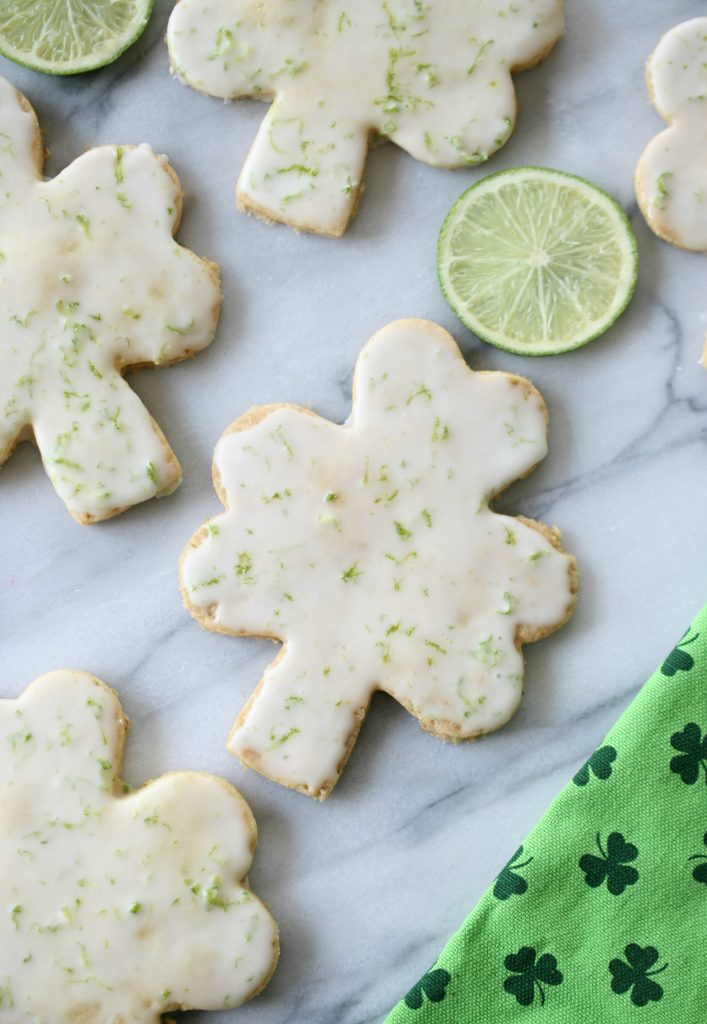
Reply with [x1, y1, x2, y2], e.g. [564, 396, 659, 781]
[438, 167, 638, 356]
[0, 0, 154, 75]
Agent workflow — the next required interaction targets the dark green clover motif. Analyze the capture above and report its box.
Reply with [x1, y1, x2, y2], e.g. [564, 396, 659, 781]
[493, 846, 533, 901]
[689, 832, 707, 886]
[404, 967, 451, 1010]
[573, 745, 617, 787]
[503, 947, 563, 1006]
[661, 628, 699, 676]
[609, 944, 667, 1006]
[669, 723, 707, 785]
[579, 832, 639, 895]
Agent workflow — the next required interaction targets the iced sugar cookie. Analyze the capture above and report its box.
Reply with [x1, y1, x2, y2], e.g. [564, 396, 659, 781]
[0, 78, 221, 523]
[167, 0, 565, 237]
[180, 319, 577, 799]
[0, 670, 278, 1022]
[636, 18, 707, 250]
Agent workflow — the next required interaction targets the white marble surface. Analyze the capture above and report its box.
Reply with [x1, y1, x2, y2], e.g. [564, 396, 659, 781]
[1, 2, 706, 1021]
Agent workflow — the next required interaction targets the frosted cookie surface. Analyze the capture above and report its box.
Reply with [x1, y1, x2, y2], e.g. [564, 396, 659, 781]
[0, 78, 221, 522]
[180, 320, 577, 798]
[168, 0, 564, 236]
[0, 670, 278, 1022]
[636, 17, 707, 250]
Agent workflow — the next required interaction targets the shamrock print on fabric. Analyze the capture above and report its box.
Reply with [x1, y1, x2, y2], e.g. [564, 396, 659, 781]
[669, 723, 707, 785]
[180, 320, 576, 798]
[0, 671, 278, 1022]
[503, 947, 563, 1007]
[573, 745, 617, 787]
[688, 832, 707, 886]
[493, 846, 533, 901]
[167, 0, 564, 236]
[579, 832, 639, 896]
[661, 628, 699, 677]
[609, 944, 667, 1007]
[404, 967, 451, 1010]
[0, 78, 220, 523]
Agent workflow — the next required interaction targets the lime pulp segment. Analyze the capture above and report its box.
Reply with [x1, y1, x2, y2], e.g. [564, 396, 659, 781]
[438, 167, 638, 356]
[0, 0, 154, 75]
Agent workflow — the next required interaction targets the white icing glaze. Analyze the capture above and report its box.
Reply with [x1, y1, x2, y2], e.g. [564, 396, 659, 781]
[0, 670, 278, 1022]
[636, 17, 707, 250]
[167, 0, 564, 235]
[0, 78, 221, 522]
[180, 320, 576, 797]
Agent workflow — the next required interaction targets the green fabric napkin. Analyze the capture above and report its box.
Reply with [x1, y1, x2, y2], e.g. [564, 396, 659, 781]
[386, 609, 707, 1022]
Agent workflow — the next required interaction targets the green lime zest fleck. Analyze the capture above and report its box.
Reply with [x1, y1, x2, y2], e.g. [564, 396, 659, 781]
[166, 319, 195, 335]
[209, 26, 233, 60]
[272, 423, 294, 458]
[655, 171, 673, 210]
[504, 526, 517, 545]
[10, 905, 21, 929]
[52, 456, 82, 471]
[267, 727, 301, 751]
[114, 147, 124, 184]
[284, 695, 305, 709]
[498, 591, 516, 615]
[88, 360, 103, 379]
[208, 523, 220, 536]
[431, 416, 449, 441]
[146, 461, 159, 486]
[473, 635, 502, 668]
[272, 57, 309, 77]
[425, 639, 447, 654]
[74, 213, 91, 238]
[465, 39, 493, 74]
[235, 551, 255, 584]
[494, 116, 512, 148]
[277, 163, 318, 176]
[406, 382, 432, 404]
[421, 508, 432, 528]
[10, 310, 37, 328]
[394, 520, 412, 539]
[325, 490, 338, 502]
[447, 134, 488, 165]
[204, 876, 230, 910]
[341, 563, 362, 582]
[129, 901, 141, 914]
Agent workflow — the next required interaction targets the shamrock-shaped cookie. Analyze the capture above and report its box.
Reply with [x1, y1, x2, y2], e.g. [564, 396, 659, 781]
[180, 320, 577, 798]
[167, 0, 564, 236]
[0, 670, 278, 1022]
[0, 78, 221, 523]
[636, 18, 707, 250]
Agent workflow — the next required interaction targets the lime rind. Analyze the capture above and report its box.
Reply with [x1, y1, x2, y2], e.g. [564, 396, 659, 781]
[437, 166, 639, 356]
[0, 0, 154, 76]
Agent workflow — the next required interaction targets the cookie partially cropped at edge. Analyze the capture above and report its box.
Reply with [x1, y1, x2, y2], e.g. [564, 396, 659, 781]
[0, 77, 222, 523]
[0, 669, 278, 1022]
[167, 0, 565, 237]
[180, 319, 577, 800]
[636, 17, 707, 251]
